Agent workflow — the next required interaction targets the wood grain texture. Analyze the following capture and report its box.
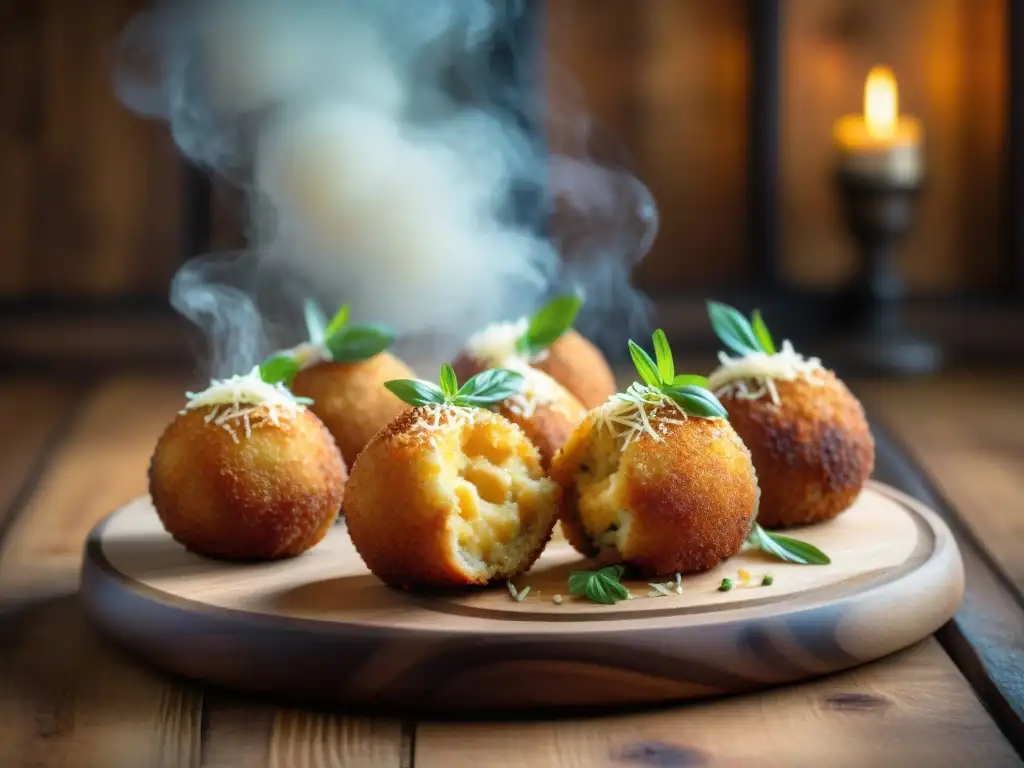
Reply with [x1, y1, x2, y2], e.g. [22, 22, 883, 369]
[414, 640, 1020, 768]
[0, 0, 183, 299]
[0, 374, 407, 767]
[0, 377, 81, 531]
[858, 373, 1024, 747]
[81, 484, 963, 714]
[0, 375, 200, 768]
[857, 373, 1024, 594]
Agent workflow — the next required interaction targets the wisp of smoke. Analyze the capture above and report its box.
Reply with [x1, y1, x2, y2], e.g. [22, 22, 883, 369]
[116, 0, 658, 376]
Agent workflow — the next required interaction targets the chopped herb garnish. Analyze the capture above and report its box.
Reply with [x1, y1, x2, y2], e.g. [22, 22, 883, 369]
[258, 300, 397, 388]
[719, 578, 734, 592]
[385, 364, 524, 409]
[746, 523, 831, 565]
[762, 573, 774, 586]
[516, 294, 583, 357]
[626, 329, 727, 419]
[707, 301, 777, 357]
[648, 582, 675, 597]
[506, 581, 531, 602]
[568, 564, 631, 605]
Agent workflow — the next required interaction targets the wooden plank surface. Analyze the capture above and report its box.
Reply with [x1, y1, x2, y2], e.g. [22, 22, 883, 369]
[0, 375, 406, 768]
[857, 373, 1024, 597]
[0, 377, 81, 532]
[857, 372, 1024, 748]
[0, 371, 1022, 766]
[415, 640, 1018, 768]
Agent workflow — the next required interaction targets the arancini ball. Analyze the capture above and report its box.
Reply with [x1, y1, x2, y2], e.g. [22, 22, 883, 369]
[344, 406, 560, 589]
[712, 369, 874, 528]
[532, 329, 617, 410]
[705, 301, 874, 528]
[451, 295, 617, 411]
[149, 369, 346, 560]
[491, 364, 587, 469]
[291, 351, 414, 466]
[551, 389, 759, 577]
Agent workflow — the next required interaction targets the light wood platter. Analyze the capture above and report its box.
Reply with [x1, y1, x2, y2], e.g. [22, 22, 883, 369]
[80, 482, 964, 715]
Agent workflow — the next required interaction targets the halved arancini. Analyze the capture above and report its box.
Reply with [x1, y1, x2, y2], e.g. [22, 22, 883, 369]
[551, 398, 759, 577]
[344, 406, 561, 589]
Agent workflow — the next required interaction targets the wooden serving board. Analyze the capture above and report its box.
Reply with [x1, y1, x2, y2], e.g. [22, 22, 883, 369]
[81, 482, 964, 715]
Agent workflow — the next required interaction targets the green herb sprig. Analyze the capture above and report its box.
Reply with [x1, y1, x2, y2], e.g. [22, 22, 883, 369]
[384, 364, 524, 409]
[746, 523, 831, 565]
[628, 329, 728, 419]
[707, 301, 776, 357]
[568, 565, 631, 605]
[515, 294, 583, 357]
[259, 301, 397, 388]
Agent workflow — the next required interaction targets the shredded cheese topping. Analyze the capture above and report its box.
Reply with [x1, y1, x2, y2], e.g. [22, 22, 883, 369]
[708, 340, 824, 405]
[182, 366, 306, 443]
[466, 318, 548, 365]
[592, 383, 690, 448]
[291, 341, 332, 370]
[498, 359, 571, 419]
[409, 403, 479, 448]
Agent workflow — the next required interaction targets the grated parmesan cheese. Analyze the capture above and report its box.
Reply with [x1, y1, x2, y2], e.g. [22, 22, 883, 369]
[409, 403, 478, 448]
[291, 341, 332, 370]
[498, 359, 573, 419]
[466, 318, 548, 366]
[592, 383, 690, 448]
[182, 366, 307, 443]
[708, 340, 824, 405]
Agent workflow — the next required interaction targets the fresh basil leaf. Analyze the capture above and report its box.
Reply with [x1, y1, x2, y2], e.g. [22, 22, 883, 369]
[586, 578, 616, 605]
[383, 378, 446, 407]
[454, 368, 524, 407]
[662, 384, 727, 419]
[749, 524, 830, 565]
[325, 323, 396, 362]
[259, 354, 300, 387]
[304, 299, 328, 345]
[568, 570, 594, 598]
[672, 374, 710, 388]
[517, 294, 582, 356]
[628, 340, 662, 388]
[652, 329, 675, 382]
[439, 363, 459, 399]
[707, 301, 762, 356]
[568, 565, 630, 605]
[751, 309, 776, 355]
[324, 304, 350, 340]
[597, 564, 626, 580]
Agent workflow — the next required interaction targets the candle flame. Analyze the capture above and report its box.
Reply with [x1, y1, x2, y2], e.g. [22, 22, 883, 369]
[864, 66, 898, 141]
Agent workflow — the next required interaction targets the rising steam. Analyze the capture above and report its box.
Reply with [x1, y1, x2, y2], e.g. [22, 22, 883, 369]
[116, 0, 657, 376]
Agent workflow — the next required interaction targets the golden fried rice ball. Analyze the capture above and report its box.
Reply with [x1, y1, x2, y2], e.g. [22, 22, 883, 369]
[551, 406, 759, 576]
[532, 330, 618, 409]
[291, 351, 413, 466]
[452, 329, 616, 411]
[149, 406, 346, 560]
[719, 370, 874, 528]
[345, 407, 561, 589]
[493, 368, 587, 469]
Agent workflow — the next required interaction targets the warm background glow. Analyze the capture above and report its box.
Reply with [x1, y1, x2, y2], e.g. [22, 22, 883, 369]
[864, 65, 898, 141]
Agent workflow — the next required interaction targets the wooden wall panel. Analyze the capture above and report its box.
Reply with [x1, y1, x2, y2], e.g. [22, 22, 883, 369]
[0, 0, 1010, 304]
[0, 0, 183, 300]
[546, 0, 749, 292]
[782, 0, 1005, 291]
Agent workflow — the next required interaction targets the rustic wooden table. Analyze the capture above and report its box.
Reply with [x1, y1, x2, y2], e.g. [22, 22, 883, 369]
[1, 370, 1022, 767]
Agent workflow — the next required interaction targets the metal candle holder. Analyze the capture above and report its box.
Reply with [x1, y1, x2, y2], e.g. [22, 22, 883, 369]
[831, 169, 943, 375]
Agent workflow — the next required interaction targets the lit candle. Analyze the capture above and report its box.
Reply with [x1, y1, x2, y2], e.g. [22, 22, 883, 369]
[834, 66, 924, 185]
